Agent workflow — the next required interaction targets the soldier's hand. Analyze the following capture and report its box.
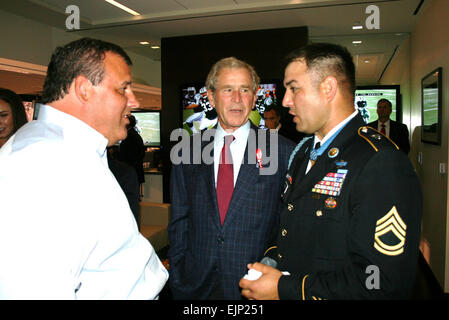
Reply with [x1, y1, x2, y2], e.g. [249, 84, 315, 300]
[239, 262, 282, 300]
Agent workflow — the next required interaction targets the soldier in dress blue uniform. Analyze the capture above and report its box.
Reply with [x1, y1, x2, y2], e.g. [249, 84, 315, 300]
[239, 43, 422, 300]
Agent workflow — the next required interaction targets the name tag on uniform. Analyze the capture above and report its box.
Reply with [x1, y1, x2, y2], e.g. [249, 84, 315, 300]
[312, 169, 348, 196]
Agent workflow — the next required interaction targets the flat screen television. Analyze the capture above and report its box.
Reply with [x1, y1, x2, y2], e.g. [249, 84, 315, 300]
[131, 110, 160, 147]
[354, 85, 401, 124]
[180, 82, 278, 135]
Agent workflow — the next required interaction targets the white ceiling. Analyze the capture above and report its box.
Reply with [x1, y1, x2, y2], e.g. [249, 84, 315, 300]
[0, 0, 426, 91]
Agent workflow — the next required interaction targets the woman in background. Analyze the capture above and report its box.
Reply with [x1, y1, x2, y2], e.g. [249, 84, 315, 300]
[0, 88, 28, 148]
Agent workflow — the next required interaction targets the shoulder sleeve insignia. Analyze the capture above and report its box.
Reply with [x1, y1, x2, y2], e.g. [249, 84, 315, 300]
[358, 126, 400, 152]
[374, 206, 407, 256]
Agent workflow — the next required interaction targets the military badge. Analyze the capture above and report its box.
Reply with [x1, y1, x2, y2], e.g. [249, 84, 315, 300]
[328, 148, 339, 158]
[374, 206, 407, 256]
[324, 197, 337, 209]
[335, 160, 347, 168]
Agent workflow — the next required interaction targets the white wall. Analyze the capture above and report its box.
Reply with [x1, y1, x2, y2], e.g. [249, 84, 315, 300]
[406, 0, 449, 291]
[0, 9, 161, 88]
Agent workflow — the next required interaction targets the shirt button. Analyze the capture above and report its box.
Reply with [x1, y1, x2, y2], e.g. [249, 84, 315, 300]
[278, 253, 283, 259]
[287, 204, 294, 211]
[281, 229, 287, 237]
[316, 210, 323, 217]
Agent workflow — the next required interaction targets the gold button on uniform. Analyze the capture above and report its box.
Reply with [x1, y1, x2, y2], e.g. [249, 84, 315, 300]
[288, 204, 294, 211]
[316, 210, 323, 217]
[281, 229, 287, 237]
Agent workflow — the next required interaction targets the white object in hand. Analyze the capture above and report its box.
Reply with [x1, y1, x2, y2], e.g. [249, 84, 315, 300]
[243, 269, 262, 281]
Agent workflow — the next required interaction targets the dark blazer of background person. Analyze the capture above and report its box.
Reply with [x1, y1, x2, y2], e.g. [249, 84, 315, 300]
[118, 116, 146, 184]
[168, 123, 294, 299]
[368, 119, 410, 154]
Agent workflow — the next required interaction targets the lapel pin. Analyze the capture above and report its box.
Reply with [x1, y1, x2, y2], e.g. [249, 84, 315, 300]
[256, 148, 263, 169]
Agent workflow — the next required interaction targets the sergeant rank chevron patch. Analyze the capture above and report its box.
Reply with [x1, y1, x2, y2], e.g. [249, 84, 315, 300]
[374, 206, 407, 256]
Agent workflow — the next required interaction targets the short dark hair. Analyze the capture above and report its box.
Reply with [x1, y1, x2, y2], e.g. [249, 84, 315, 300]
[42, 38, 132, 104]
[285, 42, 356, 99]
[377, 98, 392, 108]
[0, 88, 28, 134]
[264, 104, 281, 117]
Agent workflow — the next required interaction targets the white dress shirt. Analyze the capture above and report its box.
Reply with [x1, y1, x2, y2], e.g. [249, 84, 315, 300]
[213, 121, 250, 186]
[0, 104, 168, 299]
[376, 119, 391, 137]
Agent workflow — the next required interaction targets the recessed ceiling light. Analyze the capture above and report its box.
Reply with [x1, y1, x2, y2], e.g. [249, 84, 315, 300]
[352, 40, 362, 44]
[139, 41, 150, 45]
[151, 46, 160, 49]
[104, 0, 140, 16]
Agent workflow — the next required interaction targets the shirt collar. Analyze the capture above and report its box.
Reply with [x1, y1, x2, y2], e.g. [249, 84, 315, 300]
[314, 109, 358, 146]
[215, 120, 250, 144]
[38, 104, 108, 160]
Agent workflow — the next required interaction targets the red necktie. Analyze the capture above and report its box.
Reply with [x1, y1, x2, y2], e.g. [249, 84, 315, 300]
[380, 123, 386, 135]
[217, 135, 234, 225]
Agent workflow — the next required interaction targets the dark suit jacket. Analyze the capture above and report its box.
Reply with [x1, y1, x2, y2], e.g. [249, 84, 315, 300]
[368, 120, 410, 154]
[168, 123, 295, 299]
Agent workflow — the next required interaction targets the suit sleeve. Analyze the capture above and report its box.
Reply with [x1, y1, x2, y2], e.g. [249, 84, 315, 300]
[167, 163, 191, 295]
[278, 149, 422, 299]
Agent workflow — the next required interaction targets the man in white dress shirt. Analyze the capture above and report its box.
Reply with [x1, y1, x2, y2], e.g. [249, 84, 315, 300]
[0, 38, 168, 299]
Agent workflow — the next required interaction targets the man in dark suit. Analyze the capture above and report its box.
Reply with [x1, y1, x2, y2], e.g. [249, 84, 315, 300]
[264, 104, 307, 144]
[239, 43, 422, 299]
[368, 98, 410, 154]
[168, 57, 294, 299]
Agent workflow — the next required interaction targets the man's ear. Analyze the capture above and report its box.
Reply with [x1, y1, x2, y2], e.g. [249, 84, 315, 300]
[207, 89, 216, 108]
[73, 75, 94, 104]
[320, 76, 338, 102]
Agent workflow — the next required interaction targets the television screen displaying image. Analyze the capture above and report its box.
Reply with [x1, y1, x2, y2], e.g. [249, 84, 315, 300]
[354, 85, 400, 123]
[131, 110, 160, 147]
[181, 82, 278, 135]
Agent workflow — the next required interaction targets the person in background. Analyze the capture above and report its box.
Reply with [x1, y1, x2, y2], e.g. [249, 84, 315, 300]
[108, 146, 140, 227]
[368, 98, 410, 154]
[0, 38, 168, 299]
[0, 88, 28, 148]
[239, 43, 422, 300]
[264, 104, 306, 143]
[168, 57, 295, 299]
[118, 114, 146, 188]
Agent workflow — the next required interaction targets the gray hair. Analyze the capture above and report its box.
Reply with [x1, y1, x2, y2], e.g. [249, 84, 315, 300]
[205, 57, 260, 93]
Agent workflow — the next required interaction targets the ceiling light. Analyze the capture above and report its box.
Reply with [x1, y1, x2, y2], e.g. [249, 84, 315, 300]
[352, 25, 363, 30]
[139, 41, 150, 45]
[151, 46, 160, 49]
[352, 40, 362, 44]
[104, 0, 140, 16]
[364, 59, 370, 63]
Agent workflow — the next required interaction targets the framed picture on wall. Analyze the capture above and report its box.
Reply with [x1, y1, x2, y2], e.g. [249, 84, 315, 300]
[421, 67, 442, 145]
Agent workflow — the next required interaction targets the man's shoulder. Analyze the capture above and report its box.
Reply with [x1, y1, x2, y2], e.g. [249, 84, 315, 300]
[356, 125, 400, 153]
